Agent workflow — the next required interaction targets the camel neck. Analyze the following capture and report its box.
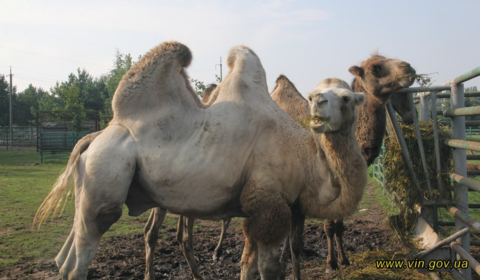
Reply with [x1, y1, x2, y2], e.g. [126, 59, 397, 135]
[300, 129, 367, 220]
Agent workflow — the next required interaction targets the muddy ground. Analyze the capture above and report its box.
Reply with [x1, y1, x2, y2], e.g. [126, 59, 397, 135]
[0, 185, 418, 280]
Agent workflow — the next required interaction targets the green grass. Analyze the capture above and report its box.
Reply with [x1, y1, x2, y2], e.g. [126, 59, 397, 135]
[0, 150, 177, 268]
[363, 167, 400, 217]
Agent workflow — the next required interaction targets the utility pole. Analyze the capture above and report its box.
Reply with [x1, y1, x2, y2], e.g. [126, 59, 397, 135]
[9, 67, 13, 148]
[216, 57, 222, 81]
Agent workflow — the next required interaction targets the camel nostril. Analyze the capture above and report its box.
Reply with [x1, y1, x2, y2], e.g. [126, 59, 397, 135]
[317, 99, 328, 106]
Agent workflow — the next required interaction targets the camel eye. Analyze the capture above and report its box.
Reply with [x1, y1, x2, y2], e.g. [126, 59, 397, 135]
[308, 96, 312, 101]
[371, 64, 381, 77]
[342, 96, 350, 103]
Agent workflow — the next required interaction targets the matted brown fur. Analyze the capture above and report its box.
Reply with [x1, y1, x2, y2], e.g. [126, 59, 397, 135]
[240, 181, 291, 246]
[202, 83, 218, 104]
[300, 124, 367, 220]
[127, 41, 192, 82]
[270, 75, 310, 124]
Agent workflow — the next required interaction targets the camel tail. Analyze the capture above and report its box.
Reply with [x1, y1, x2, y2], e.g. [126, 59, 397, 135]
[33, 131, 103, 229]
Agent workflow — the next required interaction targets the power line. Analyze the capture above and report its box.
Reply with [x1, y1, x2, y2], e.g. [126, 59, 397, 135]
[1, 22, 118, 50]
[1, 66, 64, 79]
[0, 46, 110, 67]
[14, 75, 59, 84]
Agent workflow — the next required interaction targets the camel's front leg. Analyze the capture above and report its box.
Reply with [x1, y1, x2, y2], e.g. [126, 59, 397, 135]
[324, 219, 338, 273]
[144, 207, 167, 280]
[213, 217, 231, 261]
[279, 235, 290, 280]
[334, 219, 350, 268]
[176, 216, 203, 280]
[240, 231, 258, 280]
[241, 181, 291, 280]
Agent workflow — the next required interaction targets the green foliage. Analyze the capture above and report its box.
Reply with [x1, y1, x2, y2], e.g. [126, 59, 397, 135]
[382, 122, 452, 237]
[30, 87, 58, 123]
[13, 84, 48, 126]
[191, 78, 206, 97]
[100, 51, 134, 127]
[0, 74, 11, 126]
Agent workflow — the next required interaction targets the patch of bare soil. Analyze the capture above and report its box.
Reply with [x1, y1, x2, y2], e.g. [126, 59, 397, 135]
[0, 184, 406, 280]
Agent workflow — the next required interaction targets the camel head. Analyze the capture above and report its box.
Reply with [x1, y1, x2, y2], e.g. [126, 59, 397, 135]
[307, 78, 365, 134]
[390, 92, 414, 124]
[348, 54, 416, 103]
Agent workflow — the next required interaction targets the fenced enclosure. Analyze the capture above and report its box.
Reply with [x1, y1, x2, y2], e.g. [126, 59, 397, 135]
[0, 126, 37, 147]
[1, 110, 102, 162]
[38, 131, 91, 163]
[373, 66, 480, 279]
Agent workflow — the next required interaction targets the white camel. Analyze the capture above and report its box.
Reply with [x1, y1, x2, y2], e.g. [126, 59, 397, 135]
[35, 41, 367, 280]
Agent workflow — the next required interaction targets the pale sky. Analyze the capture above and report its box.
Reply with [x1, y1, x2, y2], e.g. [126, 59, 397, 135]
[1, 0, 479, 96]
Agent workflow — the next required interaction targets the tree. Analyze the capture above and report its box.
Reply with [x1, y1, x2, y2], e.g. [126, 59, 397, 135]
[62, 69, 107, 111]
[29, 86, 56, 124]
[52, 83, 85, 132]
[100, 51, 134, 127]
[465, 86, 479, 121]
[13, 84, 44, 126]
[0, 75, 10, 126]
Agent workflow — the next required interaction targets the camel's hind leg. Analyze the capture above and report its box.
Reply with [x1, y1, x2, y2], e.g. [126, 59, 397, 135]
[176, 216, 203, 280]
[213, 217, 231, 261]
[144, 207, 167, 280]
[240, 182, 291, 280]
[279, 203, 305, 280]
[288, 204, 305, 280]
[57, 194, 125, 279]
[55, 131, 137, 279]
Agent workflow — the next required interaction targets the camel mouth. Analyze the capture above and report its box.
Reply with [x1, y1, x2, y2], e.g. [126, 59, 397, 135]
[309, 116, 331, 132]
[394, 73, 416, 88]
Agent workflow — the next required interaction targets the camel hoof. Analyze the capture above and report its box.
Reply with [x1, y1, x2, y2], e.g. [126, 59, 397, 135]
[212, 250, 222, 261]
[340, 263, 350, 269]
[325, 263, 338, 273]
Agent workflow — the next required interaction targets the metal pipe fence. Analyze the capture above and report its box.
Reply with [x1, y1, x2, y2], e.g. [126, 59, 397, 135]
[372, 66, 480, 279]
[39, 131, 90, 163]
[0, 126, 38, 148]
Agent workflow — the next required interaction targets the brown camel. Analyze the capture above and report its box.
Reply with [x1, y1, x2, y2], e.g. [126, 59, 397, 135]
[34, 42, 367, 280]
[320, 54, 416, 273]
[271, 53, 415, 277]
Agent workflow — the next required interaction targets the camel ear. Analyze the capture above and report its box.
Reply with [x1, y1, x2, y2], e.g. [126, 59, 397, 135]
[349, 66, 364, 78]
[353, 92, 365, 106]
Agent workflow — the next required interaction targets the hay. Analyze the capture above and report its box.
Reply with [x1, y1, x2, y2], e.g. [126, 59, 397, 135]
[381, 121, 453, 239]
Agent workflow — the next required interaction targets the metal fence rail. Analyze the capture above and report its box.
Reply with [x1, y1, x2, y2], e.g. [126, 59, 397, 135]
[374, 66, 480, 279]
[39, 131, 90, 163]
[0, 126, 38, 148]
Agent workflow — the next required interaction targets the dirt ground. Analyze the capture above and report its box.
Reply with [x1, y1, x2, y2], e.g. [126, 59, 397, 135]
[0, 184, 415, 280]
